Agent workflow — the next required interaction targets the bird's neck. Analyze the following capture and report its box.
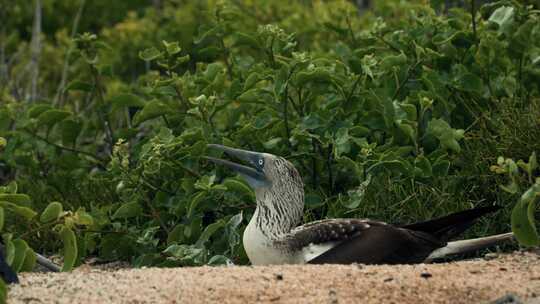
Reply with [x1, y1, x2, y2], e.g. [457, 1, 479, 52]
[249, 187, 304, 239]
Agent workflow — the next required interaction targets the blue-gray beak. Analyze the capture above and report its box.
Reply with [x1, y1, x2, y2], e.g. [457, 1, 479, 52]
[206, 144, 269, 188]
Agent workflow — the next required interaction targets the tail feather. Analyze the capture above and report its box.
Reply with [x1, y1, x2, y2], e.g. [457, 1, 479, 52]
[402, 206, 501, 240]
[424, 232, 515, 262]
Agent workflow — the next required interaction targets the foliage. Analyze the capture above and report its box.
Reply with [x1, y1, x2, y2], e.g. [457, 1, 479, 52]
[491, 153, 539, 246]
[0, 0, 539, 273]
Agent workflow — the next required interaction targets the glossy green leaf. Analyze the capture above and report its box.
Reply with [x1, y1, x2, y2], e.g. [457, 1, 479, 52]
[64, 80, 93, 92]
[112, 202, 142, 219]
[132, 100, 173, 125]
[60, 226, 78, 271]
[428, 119, 464, 153]
[223, 179, 254, 199]
[110, 93, 145, 111]
[188, 191, 207, 218]
[40, 202, 63, 223]
[20, 248, 36, 272]
[37, 109, 72, 129]
[489, 6, 515, 32]
[511, 185, 540, 246]
[11, 239, 29, 272]
[60, 119, 82, 146]
[0, 194, 31, 206]
[196, 219, 226, 247]
[139, 47, 163, 61]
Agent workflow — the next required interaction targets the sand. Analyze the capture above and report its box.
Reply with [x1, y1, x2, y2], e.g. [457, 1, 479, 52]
[8, 251, 540, 304]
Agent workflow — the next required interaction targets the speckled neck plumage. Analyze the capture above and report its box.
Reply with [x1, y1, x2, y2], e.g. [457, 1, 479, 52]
[252, 157, 304, 240]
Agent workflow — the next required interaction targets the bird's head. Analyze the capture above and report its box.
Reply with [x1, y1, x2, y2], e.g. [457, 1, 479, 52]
[206, 144, 304, 204]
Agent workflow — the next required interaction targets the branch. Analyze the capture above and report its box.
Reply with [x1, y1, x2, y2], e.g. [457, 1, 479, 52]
[54, 0, 86, 106]
[29, 0, 42, 102]
[24, 129, 107, 164]
[392, 60, 422, 100]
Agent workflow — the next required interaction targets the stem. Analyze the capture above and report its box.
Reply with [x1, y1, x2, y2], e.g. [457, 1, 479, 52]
[220, 38, 234, 80]
[91, 66, 115, 153]
[54, 0, 86, 106]
[326, 144, 334, 195]
[345, 15, 358, 45]
[392, 60, 422, 100]
[470, 0, 477, 42]
[25, 129, 106, 164]
[29, 0, 42, 102]
[311, 139, 318, 189]
[346, 75, 361, 106]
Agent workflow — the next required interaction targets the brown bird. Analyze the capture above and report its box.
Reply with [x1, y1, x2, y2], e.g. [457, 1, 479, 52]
[207, 144, 514, 265]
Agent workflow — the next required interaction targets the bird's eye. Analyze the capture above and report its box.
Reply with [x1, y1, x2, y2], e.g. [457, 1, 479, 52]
[258, 159, 264, 166]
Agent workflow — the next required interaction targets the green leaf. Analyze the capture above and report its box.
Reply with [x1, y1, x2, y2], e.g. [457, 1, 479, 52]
[167, 224, 185, 245]
[488, 6, 515, 32]
[455, 72, 483, 93]
[64, 80, 93, 92]
[60, 119, 82, 146]
[40, 202, 63, 223]
[244, 72, 262, 91]
[237, 89, 261, 103]
[414, 155, 432, 177]
[188, 191, 207, 218]
[196, 219, 226, 247]
[73, 209, 93, 226]
[163, 41, 181, 55]
[233, 32, 260, 49]
[27, 104, 53, 118]
[0, 201, 36, 219]
[223, 179, 254, 199]
[0, 194, 31, 207]
[60, 226, 78, 271]
[20, 247, 36, 272]
[0, 137, 5, 148]
[37, 109, 72, 129]
[11, 239, 29, 272]
[334, 128, 351, 158]
[432, 159, 450, 176]
[110, 93, 145, 111]
[294, 68, 332, 86]
[511, 185, 540, 246]
[427, 119, 464, 153]
[132, 100, 173, 125]
[139, 47, 163, 61]
[112, 202, 142, 219]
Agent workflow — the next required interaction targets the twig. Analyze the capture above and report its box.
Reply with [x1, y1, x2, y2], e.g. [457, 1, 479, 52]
[345, 15, 358, 45]
[345, 75, 361, 105]
[375, 35, 401, 54]
[24, 129, 106, 164]
[311, 139, 318, 189]
[35, 253, 61, 272]
[29, 0, 42, 102]
[392, 60, 422, 100]
[54, 0, 86, 106]
[325, 144, 334, 195]
[470, 0, 477, 42]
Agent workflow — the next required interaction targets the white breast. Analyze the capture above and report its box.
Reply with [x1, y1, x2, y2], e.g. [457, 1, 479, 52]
[243, 219, 297, 265]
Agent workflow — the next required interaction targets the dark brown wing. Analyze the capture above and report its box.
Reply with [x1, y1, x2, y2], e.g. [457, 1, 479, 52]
[307, 223, 445, 264]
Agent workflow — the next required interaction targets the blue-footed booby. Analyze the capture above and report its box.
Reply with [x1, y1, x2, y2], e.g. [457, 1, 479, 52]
[206, 144, 514, 265]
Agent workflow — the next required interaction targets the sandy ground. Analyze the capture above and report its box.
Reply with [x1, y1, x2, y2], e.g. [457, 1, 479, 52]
[8, 251, 540, 304]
